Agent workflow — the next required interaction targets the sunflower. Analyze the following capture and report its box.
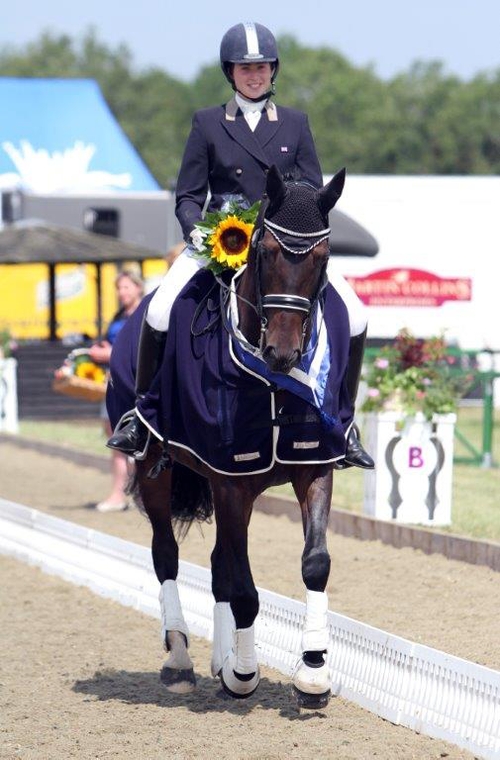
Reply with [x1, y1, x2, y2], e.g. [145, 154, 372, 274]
[208, 216, 254, 270]
[191, 200, 261, 274]
[75, 361, 107, 384]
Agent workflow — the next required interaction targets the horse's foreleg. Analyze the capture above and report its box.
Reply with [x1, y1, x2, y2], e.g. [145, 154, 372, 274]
[210, 481, 260, 698]
[291, 466, 333, 708]
[210, 538, 235, 678]
[135, 453, 195, 693]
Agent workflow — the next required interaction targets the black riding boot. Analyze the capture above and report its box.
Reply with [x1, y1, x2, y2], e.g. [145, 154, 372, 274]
[107, 319, 167, 458]
[338, 328, 375, 470]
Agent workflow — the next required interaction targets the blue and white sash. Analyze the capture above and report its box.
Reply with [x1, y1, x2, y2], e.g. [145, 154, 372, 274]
[229, 268, 337, 429]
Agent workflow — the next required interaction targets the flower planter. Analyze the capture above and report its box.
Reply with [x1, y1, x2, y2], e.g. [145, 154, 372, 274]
[0, 357, 19, 433]
[363, 411, 456, 526]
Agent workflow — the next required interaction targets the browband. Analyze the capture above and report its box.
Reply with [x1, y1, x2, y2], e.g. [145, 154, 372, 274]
[264, 219, 331, 237]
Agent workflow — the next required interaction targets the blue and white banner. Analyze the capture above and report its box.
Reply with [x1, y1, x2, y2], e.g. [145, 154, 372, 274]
[0, 78, 159, 193]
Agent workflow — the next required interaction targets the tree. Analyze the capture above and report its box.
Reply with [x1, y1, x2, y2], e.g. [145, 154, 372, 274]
[1, 29, 499, 179]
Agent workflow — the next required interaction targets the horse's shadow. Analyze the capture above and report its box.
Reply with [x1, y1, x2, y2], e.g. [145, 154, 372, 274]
[72, 669, 330, 721]
[43, 502, 100, 512]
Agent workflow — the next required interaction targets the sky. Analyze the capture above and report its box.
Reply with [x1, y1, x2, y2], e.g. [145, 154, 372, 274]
[1, 0, 499, 83]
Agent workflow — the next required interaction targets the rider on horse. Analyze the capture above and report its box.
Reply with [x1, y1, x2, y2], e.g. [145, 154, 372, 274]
[107, 21, 374, 471]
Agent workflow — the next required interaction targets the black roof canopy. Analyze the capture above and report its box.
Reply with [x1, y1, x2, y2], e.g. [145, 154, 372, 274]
[0, 220, 162, 264]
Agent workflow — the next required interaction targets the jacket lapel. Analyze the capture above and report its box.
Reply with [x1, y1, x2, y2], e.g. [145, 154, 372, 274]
[254, 101, 282, 148]
[221, 98, 283, 167]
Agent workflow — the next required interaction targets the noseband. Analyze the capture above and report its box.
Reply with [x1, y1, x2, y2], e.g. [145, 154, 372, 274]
[252, 213, 330, 354]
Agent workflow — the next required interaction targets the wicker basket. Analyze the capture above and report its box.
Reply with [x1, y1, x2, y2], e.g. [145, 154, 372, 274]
[52, 375, 107, 403]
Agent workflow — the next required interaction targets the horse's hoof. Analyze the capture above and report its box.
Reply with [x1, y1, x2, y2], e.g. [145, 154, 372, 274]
[160, 665, 196, 694]
[220, 660, 260, 699]
[292, 685, 330, 709]
[292, 658, 331, 708]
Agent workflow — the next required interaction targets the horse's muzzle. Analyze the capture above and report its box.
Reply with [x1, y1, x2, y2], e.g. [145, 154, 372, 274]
[262, 345, 301, 374]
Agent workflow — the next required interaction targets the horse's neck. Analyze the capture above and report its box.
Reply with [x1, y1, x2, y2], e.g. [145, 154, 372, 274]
[236, 260, 261, 347]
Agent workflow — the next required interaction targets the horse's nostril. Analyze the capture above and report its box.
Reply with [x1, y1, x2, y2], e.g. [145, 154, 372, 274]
[262, 345, 276, 365]
[263, 346, 301, 373]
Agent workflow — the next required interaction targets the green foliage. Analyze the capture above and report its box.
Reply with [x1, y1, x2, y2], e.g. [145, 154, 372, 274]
[1, 27, 499, 185]
[362, 329, 475, 420]
[0, 328, 17, 358]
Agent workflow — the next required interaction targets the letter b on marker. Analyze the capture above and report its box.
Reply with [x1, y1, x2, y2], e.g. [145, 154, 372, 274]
[408, 446, 424, 468]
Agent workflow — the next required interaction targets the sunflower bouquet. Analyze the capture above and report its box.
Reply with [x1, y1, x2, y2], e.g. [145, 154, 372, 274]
[190, 199, 261, 274]
[52, 348, 107, 402]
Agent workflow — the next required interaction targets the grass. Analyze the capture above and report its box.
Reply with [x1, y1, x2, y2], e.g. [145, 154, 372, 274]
[19, 418, 107, 456]
[17, 406, 500, 543]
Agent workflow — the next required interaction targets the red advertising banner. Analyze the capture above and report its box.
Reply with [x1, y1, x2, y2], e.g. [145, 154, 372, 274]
[346, 268, 473, 307]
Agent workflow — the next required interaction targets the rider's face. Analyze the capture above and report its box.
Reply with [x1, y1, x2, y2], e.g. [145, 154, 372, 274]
[232, 62, 273, 100]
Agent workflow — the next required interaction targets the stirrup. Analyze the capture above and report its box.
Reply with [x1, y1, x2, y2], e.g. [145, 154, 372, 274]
[107, 410, 151, 461]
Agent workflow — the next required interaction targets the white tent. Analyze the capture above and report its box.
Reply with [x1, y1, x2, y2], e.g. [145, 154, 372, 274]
[333, 174, 500, 352]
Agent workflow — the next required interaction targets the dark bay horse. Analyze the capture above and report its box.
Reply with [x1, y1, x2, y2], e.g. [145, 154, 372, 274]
[108, 165, 353, 707]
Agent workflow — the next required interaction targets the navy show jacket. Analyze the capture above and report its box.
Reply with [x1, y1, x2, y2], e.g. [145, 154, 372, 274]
[175, 97, 323, 240]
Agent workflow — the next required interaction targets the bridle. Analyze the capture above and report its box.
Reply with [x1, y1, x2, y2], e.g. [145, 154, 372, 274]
[192, 186, 331, 358]
[248, 195, 330, 353]
[226, 197, 330, 355]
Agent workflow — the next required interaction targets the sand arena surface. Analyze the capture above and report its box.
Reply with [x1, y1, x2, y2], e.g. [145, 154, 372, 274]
[1, 441, 496, 758]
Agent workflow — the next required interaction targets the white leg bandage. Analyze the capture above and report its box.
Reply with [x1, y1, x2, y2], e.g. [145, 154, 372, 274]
[326, 262, 367, 338]
[302, 590, 329, 652]
[147, 248, 205, 332]
[233, 626, 258, 675]
[211, 601, 236, 677]
[220, 624, 260, 696]
[159, 580, 190, 649]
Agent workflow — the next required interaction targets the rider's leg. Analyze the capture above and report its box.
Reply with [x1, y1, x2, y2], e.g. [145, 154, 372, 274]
[326, 262, 374, 470]
[107, 248, 204, 457]
[341, 326, 374, 468]
[107, 314, 166, 456]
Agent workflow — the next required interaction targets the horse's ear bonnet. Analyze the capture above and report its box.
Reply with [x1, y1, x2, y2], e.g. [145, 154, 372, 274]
[262, 166, 346, 255]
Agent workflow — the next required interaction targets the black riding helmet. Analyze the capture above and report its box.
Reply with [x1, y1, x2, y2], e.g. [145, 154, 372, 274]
[220, 22, 279, 90]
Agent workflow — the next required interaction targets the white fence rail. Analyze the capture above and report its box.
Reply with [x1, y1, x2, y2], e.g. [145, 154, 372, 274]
[1, 498, 499, 759]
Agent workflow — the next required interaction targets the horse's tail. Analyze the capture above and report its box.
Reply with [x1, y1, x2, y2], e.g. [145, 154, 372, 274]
[127, 453, 213, 540]
[171, 462, 214, 539]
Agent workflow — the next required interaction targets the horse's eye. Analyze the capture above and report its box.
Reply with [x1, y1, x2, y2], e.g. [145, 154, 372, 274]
[257, 242, 270, 259]
[314, 244, 330, 266]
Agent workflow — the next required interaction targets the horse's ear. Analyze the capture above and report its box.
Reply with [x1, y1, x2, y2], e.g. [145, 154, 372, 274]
[265, 164, 287, 215]
[318, 167, 346, 216]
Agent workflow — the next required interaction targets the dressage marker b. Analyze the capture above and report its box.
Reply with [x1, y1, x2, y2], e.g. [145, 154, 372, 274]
[363, 412, 456, 526]
[0, 358, 19, 434]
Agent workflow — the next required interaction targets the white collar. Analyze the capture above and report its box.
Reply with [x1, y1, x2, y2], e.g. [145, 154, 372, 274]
[235, 92, 267, 114]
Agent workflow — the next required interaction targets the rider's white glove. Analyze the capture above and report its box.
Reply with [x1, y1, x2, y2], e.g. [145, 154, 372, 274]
[189, 228, 205, 252]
